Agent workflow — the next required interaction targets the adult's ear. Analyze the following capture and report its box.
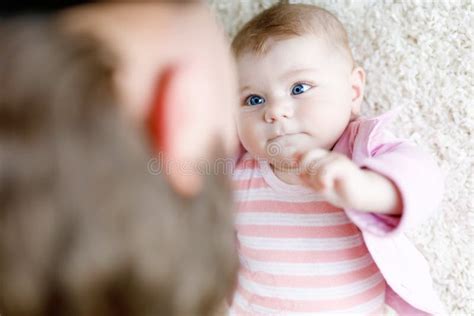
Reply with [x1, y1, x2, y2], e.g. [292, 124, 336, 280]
[350, 66, 366, 120]
[147, 65, 206, 197]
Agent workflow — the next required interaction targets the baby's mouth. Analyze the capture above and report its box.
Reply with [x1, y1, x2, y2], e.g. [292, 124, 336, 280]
[269, 132, 305, 141]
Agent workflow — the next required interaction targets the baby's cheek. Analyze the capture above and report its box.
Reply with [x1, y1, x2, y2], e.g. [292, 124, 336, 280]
[300, 104, 351, 148]
[237, 118, 264, 155]
[298, 100, 325, 116]
[298, 105, 326, 129]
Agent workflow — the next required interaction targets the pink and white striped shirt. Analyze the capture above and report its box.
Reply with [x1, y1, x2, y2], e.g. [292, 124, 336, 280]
[229, 153, 386, 316]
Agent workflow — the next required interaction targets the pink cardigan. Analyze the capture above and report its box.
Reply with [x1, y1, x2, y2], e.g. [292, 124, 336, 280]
[332, 109, 445, 315]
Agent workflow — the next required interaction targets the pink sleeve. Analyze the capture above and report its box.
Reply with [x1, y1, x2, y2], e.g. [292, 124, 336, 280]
[345, 139, 444, 237]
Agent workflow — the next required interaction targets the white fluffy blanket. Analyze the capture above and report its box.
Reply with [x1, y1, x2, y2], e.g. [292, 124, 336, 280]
[208, 1, 473, 314]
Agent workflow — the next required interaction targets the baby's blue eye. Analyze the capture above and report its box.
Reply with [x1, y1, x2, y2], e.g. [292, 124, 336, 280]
[291, 83, 311, 95]
[245, 95, 266, 106]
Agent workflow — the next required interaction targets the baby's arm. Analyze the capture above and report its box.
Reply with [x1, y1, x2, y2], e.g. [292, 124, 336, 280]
[298, 148, 402, 215]
[299, 136, 443, 235]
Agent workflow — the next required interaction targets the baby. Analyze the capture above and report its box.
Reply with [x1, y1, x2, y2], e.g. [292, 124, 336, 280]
[229, 4, 444, 316]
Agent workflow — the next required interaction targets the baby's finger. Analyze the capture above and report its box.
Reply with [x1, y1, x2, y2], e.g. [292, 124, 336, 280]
[318, 162, 338, 190]
[317, 156, 350, 190]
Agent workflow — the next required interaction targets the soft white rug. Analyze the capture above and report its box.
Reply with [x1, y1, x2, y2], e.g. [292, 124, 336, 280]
[208, 1, 473, 314]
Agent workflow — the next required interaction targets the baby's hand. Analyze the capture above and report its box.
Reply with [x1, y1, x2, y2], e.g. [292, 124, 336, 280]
[298, 148, 367, 209]
[298, 148, 403, 214]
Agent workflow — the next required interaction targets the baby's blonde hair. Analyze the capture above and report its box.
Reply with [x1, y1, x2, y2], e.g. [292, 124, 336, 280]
[232, 3, 353, 66]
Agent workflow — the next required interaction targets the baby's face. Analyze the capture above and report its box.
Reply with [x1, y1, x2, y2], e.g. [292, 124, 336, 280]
[236, 35, 358, 168]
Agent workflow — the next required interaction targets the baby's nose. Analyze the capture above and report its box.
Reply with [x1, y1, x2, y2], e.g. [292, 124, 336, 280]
[264, 101, 294, 123]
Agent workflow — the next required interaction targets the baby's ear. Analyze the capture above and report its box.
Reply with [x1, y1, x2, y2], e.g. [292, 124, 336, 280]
[350, 66, 366, 119]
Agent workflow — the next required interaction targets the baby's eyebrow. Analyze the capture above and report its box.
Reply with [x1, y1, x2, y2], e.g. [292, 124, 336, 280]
[240, 85, 252, 93]
[280, 68, 319, 81]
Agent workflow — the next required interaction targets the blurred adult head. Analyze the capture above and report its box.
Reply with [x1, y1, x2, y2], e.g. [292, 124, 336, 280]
[0, 2, 239, 315]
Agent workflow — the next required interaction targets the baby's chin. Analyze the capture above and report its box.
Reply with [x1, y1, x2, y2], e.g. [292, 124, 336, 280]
[264, 145, 301, 169]
[265, 137, 314, 161]
[245, 148, 297, 168]
[245, 136, 319, 165]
